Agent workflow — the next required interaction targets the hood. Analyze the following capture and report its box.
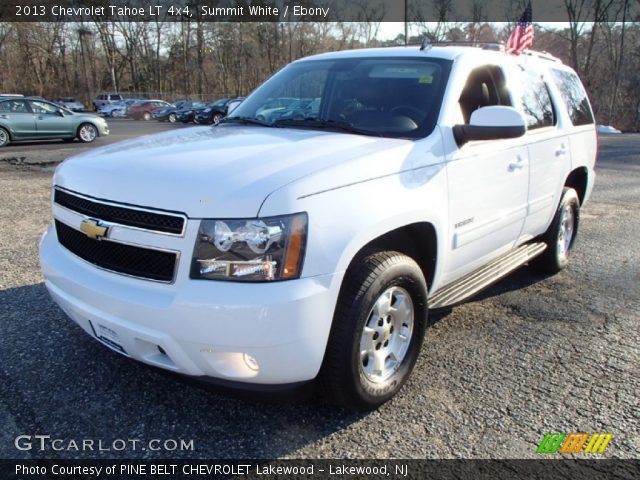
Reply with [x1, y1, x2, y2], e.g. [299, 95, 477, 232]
[73, 112, 104, 121]
[54, 125, 413, 218]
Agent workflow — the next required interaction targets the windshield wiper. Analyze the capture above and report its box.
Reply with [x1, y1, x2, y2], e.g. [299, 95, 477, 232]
[273, 118, 381, 137]
[219, 116, 280, 127]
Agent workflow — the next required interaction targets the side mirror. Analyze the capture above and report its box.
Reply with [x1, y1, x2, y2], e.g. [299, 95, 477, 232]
[453, 106, 526, 146]
[56, 109, 65, 117]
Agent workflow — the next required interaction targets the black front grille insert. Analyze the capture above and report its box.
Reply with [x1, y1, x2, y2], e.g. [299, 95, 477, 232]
[55, 220, 177, 282]
[54, 189, 184, 235]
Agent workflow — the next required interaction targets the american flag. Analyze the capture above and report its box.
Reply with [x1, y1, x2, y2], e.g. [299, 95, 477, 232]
[506, 2, 534, 55]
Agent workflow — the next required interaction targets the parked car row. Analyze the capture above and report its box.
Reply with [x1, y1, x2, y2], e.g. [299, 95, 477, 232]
[152, 100, 205, 123]
[151, 97, 245, 125]
[153, 97, 244, 125]
[0, 91, 246, 139]
[93, 95, 245, 125]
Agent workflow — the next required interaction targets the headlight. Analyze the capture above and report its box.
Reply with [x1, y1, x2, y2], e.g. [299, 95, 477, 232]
[203, 108, 212, 113]
[191, 212, 307, 281]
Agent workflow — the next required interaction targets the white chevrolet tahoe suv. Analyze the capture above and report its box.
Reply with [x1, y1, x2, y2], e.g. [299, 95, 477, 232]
[40, 45, 597, 410]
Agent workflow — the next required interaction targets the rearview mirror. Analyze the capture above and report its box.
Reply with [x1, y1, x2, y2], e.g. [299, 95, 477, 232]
[453, 106, 526, 146]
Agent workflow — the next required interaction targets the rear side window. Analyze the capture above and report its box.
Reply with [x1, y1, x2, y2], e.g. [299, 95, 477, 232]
[520, 69, 555, 130]
[550, 69, 594, 126]
[0, 100, 28, 113]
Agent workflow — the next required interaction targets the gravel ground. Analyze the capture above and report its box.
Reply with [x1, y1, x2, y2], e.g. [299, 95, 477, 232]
[0, 134, 638, 460]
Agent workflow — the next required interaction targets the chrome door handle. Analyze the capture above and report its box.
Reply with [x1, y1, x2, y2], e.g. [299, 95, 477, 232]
[508, 155, 525, 171]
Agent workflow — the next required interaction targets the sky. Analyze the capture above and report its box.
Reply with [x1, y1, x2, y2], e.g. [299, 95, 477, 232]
[376, 22, 570, 40]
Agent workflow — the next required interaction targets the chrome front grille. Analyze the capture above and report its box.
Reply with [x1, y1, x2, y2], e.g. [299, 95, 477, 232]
[53, 188, 186, 282]
[54, 188, 185, 235]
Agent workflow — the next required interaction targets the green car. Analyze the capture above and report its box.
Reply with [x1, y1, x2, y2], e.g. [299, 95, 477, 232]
[0, 97, 109, 147]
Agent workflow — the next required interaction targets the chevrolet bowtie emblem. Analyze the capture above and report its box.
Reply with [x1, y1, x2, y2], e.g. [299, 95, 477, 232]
[79, 219, 109, 240]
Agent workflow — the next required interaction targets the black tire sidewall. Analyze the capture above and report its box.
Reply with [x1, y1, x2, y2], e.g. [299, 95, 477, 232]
[555, 189, 579, 268]
[534, 187, 580, 273]
[326, 253, 428, 409]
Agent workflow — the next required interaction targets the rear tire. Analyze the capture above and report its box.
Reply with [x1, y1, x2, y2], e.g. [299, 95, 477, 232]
[319, 251, 428, 411]
[531, 187, 580, 274]
[0, 127, 9, 147]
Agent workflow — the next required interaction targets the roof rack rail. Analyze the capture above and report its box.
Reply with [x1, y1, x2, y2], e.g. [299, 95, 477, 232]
[420, 41, 505, 51]
[523, 50, 562, 63]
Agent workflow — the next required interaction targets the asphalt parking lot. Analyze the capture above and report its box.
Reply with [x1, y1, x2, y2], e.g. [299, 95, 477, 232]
[0, 134, 638, 460]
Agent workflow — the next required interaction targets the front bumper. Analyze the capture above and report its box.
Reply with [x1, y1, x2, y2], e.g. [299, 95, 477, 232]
[39, 225, 342, 385]
[97, 123, 110, 136]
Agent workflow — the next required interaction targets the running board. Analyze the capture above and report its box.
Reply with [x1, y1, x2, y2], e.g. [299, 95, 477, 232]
[429, 242, 547, 310]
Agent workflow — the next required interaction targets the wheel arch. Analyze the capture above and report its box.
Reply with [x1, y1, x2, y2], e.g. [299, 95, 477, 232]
[0, 123, 12, 140]
[564, 167, 589, 205]
[341, 222, 438, 292]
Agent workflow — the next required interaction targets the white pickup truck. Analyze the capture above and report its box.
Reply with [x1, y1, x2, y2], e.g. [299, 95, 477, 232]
[40, 44, 597, 410]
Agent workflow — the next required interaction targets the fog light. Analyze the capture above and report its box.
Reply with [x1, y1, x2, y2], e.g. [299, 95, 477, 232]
[243, 353, 260, 371]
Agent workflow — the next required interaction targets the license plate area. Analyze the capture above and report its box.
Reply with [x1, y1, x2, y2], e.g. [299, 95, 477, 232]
[89, 321, 128, 355]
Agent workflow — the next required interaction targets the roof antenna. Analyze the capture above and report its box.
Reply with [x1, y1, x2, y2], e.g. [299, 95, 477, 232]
[420, 36, 431, 51]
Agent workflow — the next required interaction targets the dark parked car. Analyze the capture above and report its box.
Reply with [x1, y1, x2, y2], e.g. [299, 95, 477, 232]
[176, 101, 211, 124]
[128, 100, 173, 121]
[154, 101, 204, 123]
[195, 97, 244, 125]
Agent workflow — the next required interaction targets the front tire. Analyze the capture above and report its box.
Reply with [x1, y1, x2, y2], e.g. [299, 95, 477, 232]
[168, 113, 177, 123]
[212, 113, 223, 125]
[143, 112, 152, 121]
[319, 251, 428, 411]
[531, 187, 580, 274]
[77, 123, 98, 143]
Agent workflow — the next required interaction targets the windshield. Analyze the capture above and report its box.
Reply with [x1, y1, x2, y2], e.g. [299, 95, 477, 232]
[228, 56, 451, 138]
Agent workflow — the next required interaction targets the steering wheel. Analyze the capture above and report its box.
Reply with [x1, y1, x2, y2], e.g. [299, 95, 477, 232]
[389, 105, 424, 123]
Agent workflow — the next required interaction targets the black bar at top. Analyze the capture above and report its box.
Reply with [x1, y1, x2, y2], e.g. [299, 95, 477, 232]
[1, 0, 638, 23]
